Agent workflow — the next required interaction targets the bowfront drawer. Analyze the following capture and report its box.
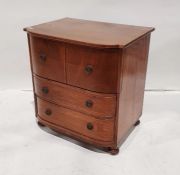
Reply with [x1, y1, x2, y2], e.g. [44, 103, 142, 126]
[34, 75, 116, 118]
[29, 36, 66, 83]
[37, 98, 114, 142]
[66, 45, 119, 93]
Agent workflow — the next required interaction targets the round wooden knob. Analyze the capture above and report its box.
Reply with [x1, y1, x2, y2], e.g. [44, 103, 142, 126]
[84, 65, 93, 74]
[42, 87, 49, 94]
[45, 109, 52, 116]
[39, 53, 46, 62]
[87, 122, 93, 130]
[85, 100, 93, 108]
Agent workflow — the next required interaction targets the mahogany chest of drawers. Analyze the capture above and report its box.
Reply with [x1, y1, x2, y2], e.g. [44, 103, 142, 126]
[24, 18, 154, 154]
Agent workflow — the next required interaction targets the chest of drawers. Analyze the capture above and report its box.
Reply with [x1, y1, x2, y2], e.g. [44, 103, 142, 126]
[24, 18, 154, 154]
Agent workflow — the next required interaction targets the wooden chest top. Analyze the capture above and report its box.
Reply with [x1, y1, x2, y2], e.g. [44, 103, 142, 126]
[24, 18, 154, 48]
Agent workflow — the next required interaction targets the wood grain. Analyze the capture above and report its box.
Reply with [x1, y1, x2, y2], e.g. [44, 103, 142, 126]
[24, 18, 154, 48]
[37, 117, 115, 147]
[115, 34, 151, 144]
[66, 44, 119, 93]
[29, 36, 66, 83]
[37, 97, 114, 142]
[34, 75, 116, 118]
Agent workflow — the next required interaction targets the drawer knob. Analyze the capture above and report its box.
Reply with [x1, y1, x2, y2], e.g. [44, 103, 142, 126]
[39, 53, 46, 62]
[85, 100, 93, 108]
[42, 87, 49, 94]
[45, 109, 52, 116]
[87, 122, 93, 130]
[84, 65, 93, 74]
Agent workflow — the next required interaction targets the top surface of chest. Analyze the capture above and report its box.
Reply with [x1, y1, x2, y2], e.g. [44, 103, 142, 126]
[24, 17, 154, 48]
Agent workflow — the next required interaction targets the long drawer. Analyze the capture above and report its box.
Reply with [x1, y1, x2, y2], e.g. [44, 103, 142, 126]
[37, 98, 114, 142]
[34, 75, 116, 119]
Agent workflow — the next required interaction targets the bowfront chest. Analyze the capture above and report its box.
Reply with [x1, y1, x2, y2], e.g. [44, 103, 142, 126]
[24, 18, 154, 154]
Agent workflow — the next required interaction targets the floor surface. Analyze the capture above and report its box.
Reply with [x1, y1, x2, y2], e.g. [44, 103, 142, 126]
[0, 90, 180, 175]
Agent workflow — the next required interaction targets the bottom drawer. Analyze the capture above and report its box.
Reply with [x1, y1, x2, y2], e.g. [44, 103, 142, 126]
[37, 98, 114, 142]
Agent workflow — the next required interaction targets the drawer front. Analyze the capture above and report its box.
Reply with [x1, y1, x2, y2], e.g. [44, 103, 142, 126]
[66, 45, 119, 93]
[37, 98, 114, 142]
[29, 36, 66, 83]
[34, 75, 116, 118]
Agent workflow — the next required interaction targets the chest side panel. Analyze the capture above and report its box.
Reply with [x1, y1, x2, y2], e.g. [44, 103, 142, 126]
[116, 34, 151, 144]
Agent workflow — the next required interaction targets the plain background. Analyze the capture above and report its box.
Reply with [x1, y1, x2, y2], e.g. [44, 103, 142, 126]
[0, 1, 180, 175]
[0, 0, 180, 90]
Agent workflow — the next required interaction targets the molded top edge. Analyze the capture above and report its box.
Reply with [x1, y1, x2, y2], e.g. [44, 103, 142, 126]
[24, 17, 155, 48]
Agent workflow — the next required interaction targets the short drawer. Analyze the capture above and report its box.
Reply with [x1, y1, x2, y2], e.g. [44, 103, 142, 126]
[37, 98, 114, 142]
[66, 45, 119, 93]
[34, 75, 116, 118]
[29, 36, 66, 83]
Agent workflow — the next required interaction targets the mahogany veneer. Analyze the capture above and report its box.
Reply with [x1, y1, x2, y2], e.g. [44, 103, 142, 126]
[24, 18, 154, 155]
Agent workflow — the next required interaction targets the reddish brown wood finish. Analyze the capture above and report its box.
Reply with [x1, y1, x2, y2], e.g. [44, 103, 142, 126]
[29, 36, 66, 83]
[66, 44, 119, 93]
[34, 75, 116, 118]
[37, 97, 114, 142]
[116, 34, 151, 144]
[24, 18, 154, 154]
[24, 18, 154, 48]
[37, 117, 114, 147]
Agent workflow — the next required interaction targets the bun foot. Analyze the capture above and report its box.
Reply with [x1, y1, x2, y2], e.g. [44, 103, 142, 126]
[37, 121, 45, 127]
[134, 119, 140, 126]
[107, 147, 119, 155]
